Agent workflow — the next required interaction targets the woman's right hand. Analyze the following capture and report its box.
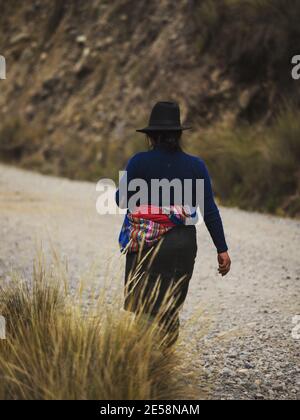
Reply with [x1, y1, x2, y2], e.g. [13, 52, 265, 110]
[218, 252, 231, 276]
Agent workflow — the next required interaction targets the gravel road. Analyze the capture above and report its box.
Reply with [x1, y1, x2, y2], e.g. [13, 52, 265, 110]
[0, 164, 299, 400]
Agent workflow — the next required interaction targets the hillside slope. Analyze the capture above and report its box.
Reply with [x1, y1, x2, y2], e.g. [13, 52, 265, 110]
[0, 0, 300, 213]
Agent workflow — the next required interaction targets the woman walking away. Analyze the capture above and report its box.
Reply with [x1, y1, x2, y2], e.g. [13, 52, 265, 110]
[116, 101, 231, 347]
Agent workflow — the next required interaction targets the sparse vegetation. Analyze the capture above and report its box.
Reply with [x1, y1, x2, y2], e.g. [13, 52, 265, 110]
[196, 0, 300, 88]
[0, 255, 199, 400]
[189, 104, 300, 216]
[0, 116, 43, 163]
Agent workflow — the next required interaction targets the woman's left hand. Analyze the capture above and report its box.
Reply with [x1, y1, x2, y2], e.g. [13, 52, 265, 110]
[218, 252, 231, 276]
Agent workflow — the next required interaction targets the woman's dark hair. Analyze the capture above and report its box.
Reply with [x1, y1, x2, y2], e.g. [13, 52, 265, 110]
[146, 130, 182, 152]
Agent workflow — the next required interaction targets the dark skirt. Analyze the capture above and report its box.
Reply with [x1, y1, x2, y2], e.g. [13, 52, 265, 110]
[124, 225, 197, 346]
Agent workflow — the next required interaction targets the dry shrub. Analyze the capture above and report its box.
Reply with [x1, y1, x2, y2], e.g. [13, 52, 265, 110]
[0, 116, 43, 163]
[189, 104, 300, 216]
[0, 254, 201, 400]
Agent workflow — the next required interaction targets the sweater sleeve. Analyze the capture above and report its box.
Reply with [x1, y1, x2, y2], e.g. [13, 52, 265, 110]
[199, 160, 228, 253]
[115, 154, 140, 209]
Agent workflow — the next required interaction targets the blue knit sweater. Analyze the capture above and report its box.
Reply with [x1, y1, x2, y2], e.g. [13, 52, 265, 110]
[116, 146, 228, 253]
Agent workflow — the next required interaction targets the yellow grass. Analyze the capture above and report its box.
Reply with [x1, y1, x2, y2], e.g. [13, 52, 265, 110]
[0, 253, 201, 400]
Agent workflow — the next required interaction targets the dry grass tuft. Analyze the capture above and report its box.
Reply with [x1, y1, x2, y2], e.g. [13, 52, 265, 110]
[0, 254, 201, 400]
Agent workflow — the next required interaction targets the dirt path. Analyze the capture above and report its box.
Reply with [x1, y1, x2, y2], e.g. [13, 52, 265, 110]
[0, 164, 299, 400]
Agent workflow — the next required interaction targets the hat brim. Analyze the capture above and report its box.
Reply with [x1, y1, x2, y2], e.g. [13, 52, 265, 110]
[136, 125, 192, 133]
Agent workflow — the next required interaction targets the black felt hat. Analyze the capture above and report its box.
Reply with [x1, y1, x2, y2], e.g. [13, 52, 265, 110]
[136, 101, 191, 133]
